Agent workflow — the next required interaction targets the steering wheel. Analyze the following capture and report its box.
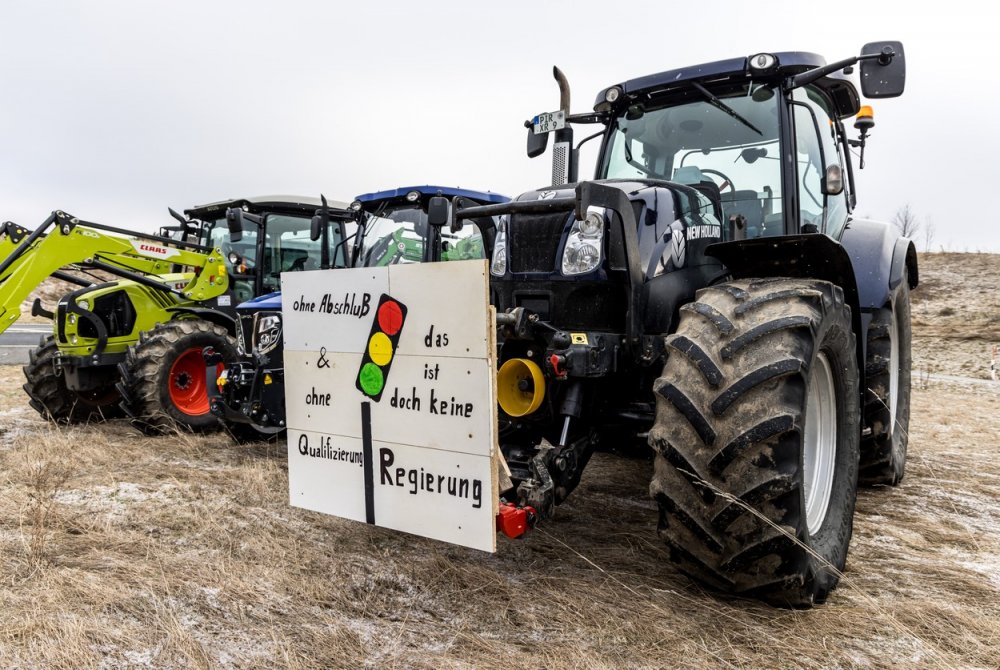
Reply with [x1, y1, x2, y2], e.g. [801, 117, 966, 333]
[700, 168, 736, 194]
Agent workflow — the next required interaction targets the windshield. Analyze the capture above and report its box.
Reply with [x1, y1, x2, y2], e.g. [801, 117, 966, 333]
[262, 213, 347, 290]
[209, 213, 348, 291]
[602, 83, 784, 238]
[357, 204, 486, 266]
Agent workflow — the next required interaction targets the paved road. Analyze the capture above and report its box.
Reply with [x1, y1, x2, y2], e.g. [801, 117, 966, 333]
[0, 323, 50, 365]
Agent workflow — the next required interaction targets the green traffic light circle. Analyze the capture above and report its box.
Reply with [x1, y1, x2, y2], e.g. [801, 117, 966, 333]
[359, 362, 385, 396]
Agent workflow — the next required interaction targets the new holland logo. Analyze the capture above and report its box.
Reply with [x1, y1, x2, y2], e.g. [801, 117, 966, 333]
[670, 222, 687, 268]
[537, 191, 557, 200]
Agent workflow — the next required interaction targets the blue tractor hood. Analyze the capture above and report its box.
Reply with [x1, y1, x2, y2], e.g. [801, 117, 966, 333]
[236, 291, 282, 312]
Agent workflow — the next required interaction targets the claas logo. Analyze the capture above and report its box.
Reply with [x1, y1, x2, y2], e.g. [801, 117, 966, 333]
[356, 294, 407, 401]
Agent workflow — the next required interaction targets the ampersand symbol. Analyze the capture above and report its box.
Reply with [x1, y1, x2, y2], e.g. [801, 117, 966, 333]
[316, 347, 330, 369]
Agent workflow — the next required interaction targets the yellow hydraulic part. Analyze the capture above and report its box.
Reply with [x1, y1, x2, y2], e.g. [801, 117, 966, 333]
[497, 358, 545, 417]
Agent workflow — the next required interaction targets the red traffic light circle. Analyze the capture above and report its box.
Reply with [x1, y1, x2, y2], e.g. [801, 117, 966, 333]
[378, 299, 404, 335]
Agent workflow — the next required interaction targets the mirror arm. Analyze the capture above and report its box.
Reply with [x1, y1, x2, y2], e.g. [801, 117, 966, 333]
[786, 56, 859, 90]
[787, 47, 897, 91]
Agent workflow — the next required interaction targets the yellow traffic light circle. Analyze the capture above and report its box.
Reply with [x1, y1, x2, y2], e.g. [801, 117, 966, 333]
[368, 331, 394, 366]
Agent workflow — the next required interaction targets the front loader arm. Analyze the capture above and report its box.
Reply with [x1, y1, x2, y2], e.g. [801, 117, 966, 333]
[0, 211, 229, 334]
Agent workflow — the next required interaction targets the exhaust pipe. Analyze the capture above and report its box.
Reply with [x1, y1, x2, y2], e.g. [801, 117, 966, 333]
[551, 67, 575, 187]
[554, 66, 570, 115]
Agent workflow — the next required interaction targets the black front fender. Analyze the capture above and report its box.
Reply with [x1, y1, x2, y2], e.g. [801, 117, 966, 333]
[841, 218, 918, 311]
[705, 234, 861, 312]
[167, 307, 237, 336]
[706, 234, 865, 397]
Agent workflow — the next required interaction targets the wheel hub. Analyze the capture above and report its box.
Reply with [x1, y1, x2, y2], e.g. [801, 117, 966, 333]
[889, 306, 900, 433]
[174, 372, 193, 391]
[168, 347, 210, 416]
[803, 352, 837, 536]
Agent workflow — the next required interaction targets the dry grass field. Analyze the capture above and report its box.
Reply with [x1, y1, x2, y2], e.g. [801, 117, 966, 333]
[1, 253, 998, 669]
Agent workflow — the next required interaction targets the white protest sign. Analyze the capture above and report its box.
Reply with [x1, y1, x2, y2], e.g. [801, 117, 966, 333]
[282, 261, 498, 552]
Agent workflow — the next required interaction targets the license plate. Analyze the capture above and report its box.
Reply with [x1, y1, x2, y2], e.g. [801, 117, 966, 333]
[532, 110, 565, 134]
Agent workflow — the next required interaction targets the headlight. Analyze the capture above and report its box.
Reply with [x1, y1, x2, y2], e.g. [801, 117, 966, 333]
[578, 211, 604, 237]
[561, 207, 605, 275]
[253, 311, 282, 355]
[490, 219, 508, 276]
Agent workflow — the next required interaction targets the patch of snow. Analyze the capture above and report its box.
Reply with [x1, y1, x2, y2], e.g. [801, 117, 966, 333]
[55, 482, 180, 516]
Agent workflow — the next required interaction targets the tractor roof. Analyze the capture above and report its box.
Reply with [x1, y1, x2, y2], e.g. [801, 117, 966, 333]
[596, 52, 860, 118]
[184, 195, 352, 220]
[354, 185, 509, 205]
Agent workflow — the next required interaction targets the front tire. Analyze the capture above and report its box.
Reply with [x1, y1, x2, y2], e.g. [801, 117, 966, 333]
[859, 275, 912, 485]
[117, 320, 237, 434]
[22, 336, 123, 423]
[649, 279, 860, 607]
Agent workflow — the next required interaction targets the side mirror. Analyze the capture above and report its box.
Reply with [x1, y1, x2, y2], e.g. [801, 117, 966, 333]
[310, 214, 323, 242]
[823, 164, 845, 195]
[860, 41, 905, 98]
[527, 126, 548, 158]
[226, 208, 243, 243]
[427, 196, 451, 227]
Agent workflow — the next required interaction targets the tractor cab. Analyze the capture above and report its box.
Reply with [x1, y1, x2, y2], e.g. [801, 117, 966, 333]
[593, 52, 869, 242]
[351, 186, 509, 267]
[185, 195, 354, 303]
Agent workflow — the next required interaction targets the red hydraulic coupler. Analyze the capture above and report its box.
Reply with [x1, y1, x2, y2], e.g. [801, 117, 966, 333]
[548, 353, 567, 379]
[496, 502, 537, 539]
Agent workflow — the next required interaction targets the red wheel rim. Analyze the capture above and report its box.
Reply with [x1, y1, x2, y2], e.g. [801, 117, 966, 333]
[168, 347, 222, 416]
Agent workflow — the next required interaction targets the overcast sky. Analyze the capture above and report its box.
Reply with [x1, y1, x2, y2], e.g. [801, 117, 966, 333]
[1, 1, 994, 252]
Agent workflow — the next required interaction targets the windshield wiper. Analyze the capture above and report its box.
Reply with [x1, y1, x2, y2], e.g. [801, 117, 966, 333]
[691, 81, 762, 136]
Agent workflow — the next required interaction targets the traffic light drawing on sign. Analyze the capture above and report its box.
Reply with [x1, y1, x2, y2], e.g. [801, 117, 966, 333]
[356, 294, 407, 401]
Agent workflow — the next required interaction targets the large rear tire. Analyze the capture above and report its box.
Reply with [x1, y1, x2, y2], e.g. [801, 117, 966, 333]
[859, 274, 912, 485]
[649, 279, 860, 607]
[117, 320, 237, 434]
[22, 336, 123, 423]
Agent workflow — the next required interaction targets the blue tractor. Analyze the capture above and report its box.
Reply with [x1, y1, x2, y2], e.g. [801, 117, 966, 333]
[207, 186, 508, 438]
[433, 43, 914, 606]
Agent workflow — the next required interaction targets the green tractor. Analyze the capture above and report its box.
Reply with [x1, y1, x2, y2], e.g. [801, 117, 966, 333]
[3, 196, 352, 432]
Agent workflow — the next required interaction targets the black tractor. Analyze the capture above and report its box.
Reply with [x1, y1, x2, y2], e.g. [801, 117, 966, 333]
[436, 43, 915, 606]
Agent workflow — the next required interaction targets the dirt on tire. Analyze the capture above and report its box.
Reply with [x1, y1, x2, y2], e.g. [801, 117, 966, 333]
[649, 278, 860, 606]
[21, 335, 123, 423]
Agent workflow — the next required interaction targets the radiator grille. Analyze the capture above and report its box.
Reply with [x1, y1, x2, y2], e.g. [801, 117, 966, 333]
[508, 212, 568, 273]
